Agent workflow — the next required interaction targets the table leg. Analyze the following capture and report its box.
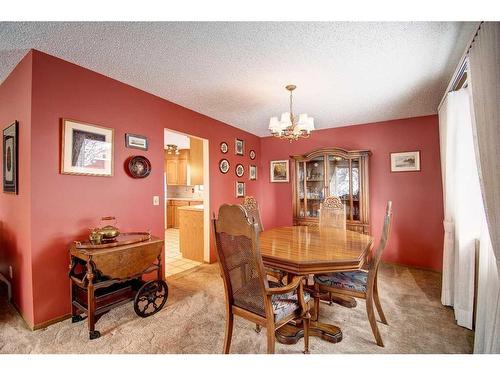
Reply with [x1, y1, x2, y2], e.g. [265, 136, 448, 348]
[86, 259, 100, 340]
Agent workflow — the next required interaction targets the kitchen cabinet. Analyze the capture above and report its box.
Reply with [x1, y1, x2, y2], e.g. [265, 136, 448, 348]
[165, 150, 188, 185]
[178, 205, 204, 262]
[166, 200, 204, 229]
[189, 137, 203, 186]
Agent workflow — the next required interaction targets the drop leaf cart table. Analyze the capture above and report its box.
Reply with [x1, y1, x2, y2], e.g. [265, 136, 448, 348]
[69, 233, 167, 339]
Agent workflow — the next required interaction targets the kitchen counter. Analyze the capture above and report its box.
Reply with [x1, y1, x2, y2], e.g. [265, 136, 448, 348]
[177, 204, 204, 212]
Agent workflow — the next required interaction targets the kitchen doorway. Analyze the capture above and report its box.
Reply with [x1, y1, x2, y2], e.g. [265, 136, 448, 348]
[163, 129, 210, 277]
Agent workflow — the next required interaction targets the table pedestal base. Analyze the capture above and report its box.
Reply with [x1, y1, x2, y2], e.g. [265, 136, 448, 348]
[276, 320, 343, 345]
[326, 294, 357, 308]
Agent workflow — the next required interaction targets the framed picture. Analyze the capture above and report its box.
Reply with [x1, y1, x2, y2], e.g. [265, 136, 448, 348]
[219, 159, 230, 174]
[249, 165, 257, 180]
[249, 150, 256, 160]
[61, 119, 114, 177]
[125, 133, 148, 150]
[236, 181, 245, 197]
[235, 163, 245, 177]
[3, 121, 18, 194]
[390, 151, 421, 172]
[235, 138, 244, 156]
[270, 160, 289, 182]
[220, 142, 228, 154]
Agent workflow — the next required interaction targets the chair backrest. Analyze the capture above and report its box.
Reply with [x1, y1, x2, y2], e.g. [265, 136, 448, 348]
[319, 196, 346, 230]
[212, 204, 270, 317]
[242, 196, 264, 232]
[368, 201, 393, 273]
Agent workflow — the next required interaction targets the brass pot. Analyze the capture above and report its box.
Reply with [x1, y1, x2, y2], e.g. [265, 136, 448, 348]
[89, 228, 103, 245]
[98, 216, 120, 240]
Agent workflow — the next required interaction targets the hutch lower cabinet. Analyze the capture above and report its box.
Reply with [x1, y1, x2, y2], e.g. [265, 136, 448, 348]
[292, 147, 371, 234]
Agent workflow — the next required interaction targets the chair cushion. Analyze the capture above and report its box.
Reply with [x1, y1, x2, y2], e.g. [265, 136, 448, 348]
[314, 271, 368, 293]
[272, 290, 311, 322]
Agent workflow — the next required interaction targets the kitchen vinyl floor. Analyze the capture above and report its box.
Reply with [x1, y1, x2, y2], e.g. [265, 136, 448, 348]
[165, 228, 202, 277]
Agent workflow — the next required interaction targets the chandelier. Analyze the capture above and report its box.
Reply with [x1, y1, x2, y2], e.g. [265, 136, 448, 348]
[268, 84, 315, 142]
[165, 144, 180, 155]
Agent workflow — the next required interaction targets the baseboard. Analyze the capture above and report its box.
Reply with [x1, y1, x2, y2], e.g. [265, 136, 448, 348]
[33, 313, 71, 330]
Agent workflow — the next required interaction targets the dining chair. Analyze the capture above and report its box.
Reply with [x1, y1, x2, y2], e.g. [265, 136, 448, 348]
[242, 196, 263, 232]
[313, 201, 393, 347]
[319, 196, 346, 230]
[213, 204, 311, 354]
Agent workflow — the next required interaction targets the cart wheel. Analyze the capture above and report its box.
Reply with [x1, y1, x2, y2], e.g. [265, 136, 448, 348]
[134, 280, 168, 318]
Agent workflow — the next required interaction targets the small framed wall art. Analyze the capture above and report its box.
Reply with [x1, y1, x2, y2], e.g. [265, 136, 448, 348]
[219, 159, 230, 174]
[125, 133, 148, 151]
[61, 119, 114, 177]
[249, 165, 257, 180]
[390, 151, 420, 172]
[236, 181, 245, 197]
[235, 163, 245, 177]
[3, 121, 18, 194]
[220, 142, 228, 154]
[270, 160, 289, 182]
[249, 150, 256, 160]
[235, 138, 244, 156]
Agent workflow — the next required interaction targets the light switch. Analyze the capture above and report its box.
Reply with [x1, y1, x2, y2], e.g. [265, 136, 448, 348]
[153, 196, 160, 206]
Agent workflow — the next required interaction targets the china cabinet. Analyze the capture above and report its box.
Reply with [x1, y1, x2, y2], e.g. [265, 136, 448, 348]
[292, 147, 371, 234]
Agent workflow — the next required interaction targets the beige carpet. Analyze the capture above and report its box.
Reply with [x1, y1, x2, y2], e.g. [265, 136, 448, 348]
[0, 263, 473, 354]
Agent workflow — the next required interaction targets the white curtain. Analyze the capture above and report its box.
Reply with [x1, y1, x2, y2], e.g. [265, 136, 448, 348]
[438, 88, 482, 329]
[468, 22, 500, 354]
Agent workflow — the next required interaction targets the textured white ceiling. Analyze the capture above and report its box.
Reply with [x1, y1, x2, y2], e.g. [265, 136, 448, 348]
[0, 22, 477, 136]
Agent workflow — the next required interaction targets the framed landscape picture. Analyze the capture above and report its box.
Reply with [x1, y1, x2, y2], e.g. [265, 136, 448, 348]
[270, 160, 289, 182]
[3, 121, 18, 194]
[61, 119, 114, 176]
[236, 181, 245, 197]
[390, 151, 421, 172]
[125, 133, 148, 150]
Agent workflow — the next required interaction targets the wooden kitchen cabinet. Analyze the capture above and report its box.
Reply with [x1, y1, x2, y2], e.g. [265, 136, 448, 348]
[166, 200, 202, 229]
[178, 206, 204, 262]
[165, 150, 189, 185]
[189, 137, 203, 186]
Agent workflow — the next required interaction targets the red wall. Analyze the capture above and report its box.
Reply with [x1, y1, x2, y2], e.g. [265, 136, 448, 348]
[1, 49, 445, 327]
[0, 52, 34, 325]
[259, 116, 444, 271]
[27, 50, 260, 326]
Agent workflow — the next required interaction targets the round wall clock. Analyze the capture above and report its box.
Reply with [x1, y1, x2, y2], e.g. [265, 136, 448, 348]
[249, 150, 256, 160]
[219, 159, 230, 174]
[127, 156, 151, 178]
[220, 142, 229, 154]
[235, 164, 245, 177]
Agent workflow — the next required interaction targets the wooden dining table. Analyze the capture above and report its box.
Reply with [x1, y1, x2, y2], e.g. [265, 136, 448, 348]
[260, 225, 374, 344]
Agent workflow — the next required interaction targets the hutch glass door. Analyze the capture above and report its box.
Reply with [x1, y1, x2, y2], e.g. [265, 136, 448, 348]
[304, 156, 325, 218]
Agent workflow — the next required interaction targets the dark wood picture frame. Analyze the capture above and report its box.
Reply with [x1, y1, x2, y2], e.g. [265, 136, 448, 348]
[125, 133, 148, 151]
[235, 181, 245, 197]
[249, 165, 257, 180]
[219, 159, 230, 174]
[235, 163, 245, 177]
[235, 138, 244, 156]
[249, 150, 256, 160]
[3, 121, 18, 194]
[220, 142, 229, 154]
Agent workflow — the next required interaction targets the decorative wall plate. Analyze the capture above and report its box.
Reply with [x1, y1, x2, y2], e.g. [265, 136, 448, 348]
[127, 156, 151, 178]
[249, 150, 256, 160]
[235, 163, 245, 177]
[220, 142, 228, 154]
[219, 159, 230, 174]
